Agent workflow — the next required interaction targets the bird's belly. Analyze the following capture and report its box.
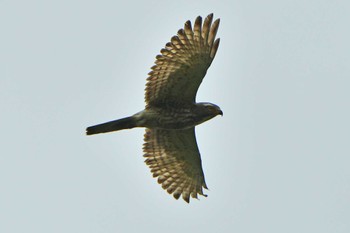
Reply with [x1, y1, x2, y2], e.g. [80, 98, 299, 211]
[140, 109, 196, 130]
[148, 114, 196, 129]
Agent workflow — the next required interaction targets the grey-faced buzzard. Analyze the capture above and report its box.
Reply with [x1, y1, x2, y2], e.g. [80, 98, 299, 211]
[86, 13, 222, 203]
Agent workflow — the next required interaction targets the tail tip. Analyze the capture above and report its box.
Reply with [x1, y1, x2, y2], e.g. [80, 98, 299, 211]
[86, 127, 95, 135]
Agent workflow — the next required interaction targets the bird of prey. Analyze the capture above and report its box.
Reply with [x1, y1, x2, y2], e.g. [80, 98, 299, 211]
[86, 13, 222, 203]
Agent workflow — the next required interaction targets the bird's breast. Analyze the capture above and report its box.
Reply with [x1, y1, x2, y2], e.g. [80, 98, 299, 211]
[136, 107, 197, 130]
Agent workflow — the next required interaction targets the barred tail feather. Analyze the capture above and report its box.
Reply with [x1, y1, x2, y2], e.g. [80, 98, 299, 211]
[86, 117, 136, 135]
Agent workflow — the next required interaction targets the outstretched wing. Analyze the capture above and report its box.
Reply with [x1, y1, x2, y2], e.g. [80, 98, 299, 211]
[143, 128, 208, 203]
[145, 13, 220, 108]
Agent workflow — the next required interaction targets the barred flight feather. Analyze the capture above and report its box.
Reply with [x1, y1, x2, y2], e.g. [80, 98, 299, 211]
[144, 13, 220, 107]
[143, 128, 208, 203]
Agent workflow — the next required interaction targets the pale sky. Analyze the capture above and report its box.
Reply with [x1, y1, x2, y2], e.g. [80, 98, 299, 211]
[1, 0, 350, 233]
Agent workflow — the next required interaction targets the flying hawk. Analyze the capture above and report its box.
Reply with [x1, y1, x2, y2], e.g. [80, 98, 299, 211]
[86, 13, 222, 203]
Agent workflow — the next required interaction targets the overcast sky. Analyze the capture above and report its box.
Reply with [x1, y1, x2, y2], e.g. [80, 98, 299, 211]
[1, 0, 350, 233]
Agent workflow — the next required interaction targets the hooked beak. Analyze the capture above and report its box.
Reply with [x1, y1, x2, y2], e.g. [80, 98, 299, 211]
[218, 109, 223, 116]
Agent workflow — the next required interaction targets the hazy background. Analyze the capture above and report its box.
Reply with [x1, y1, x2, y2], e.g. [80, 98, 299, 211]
[1, 0, 349, 232]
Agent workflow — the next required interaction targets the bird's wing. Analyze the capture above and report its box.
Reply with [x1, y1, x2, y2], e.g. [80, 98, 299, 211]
[145, 13, 220, 108]
[143, 128, 207, 203]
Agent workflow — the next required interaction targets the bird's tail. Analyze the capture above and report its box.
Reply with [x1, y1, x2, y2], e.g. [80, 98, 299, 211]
[86, 116, 136, 135]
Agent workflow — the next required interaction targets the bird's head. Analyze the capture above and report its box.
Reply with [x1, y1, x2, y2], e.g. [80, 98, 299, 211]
[201, 102, 223, 116]
[194, 102, 223, 125]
